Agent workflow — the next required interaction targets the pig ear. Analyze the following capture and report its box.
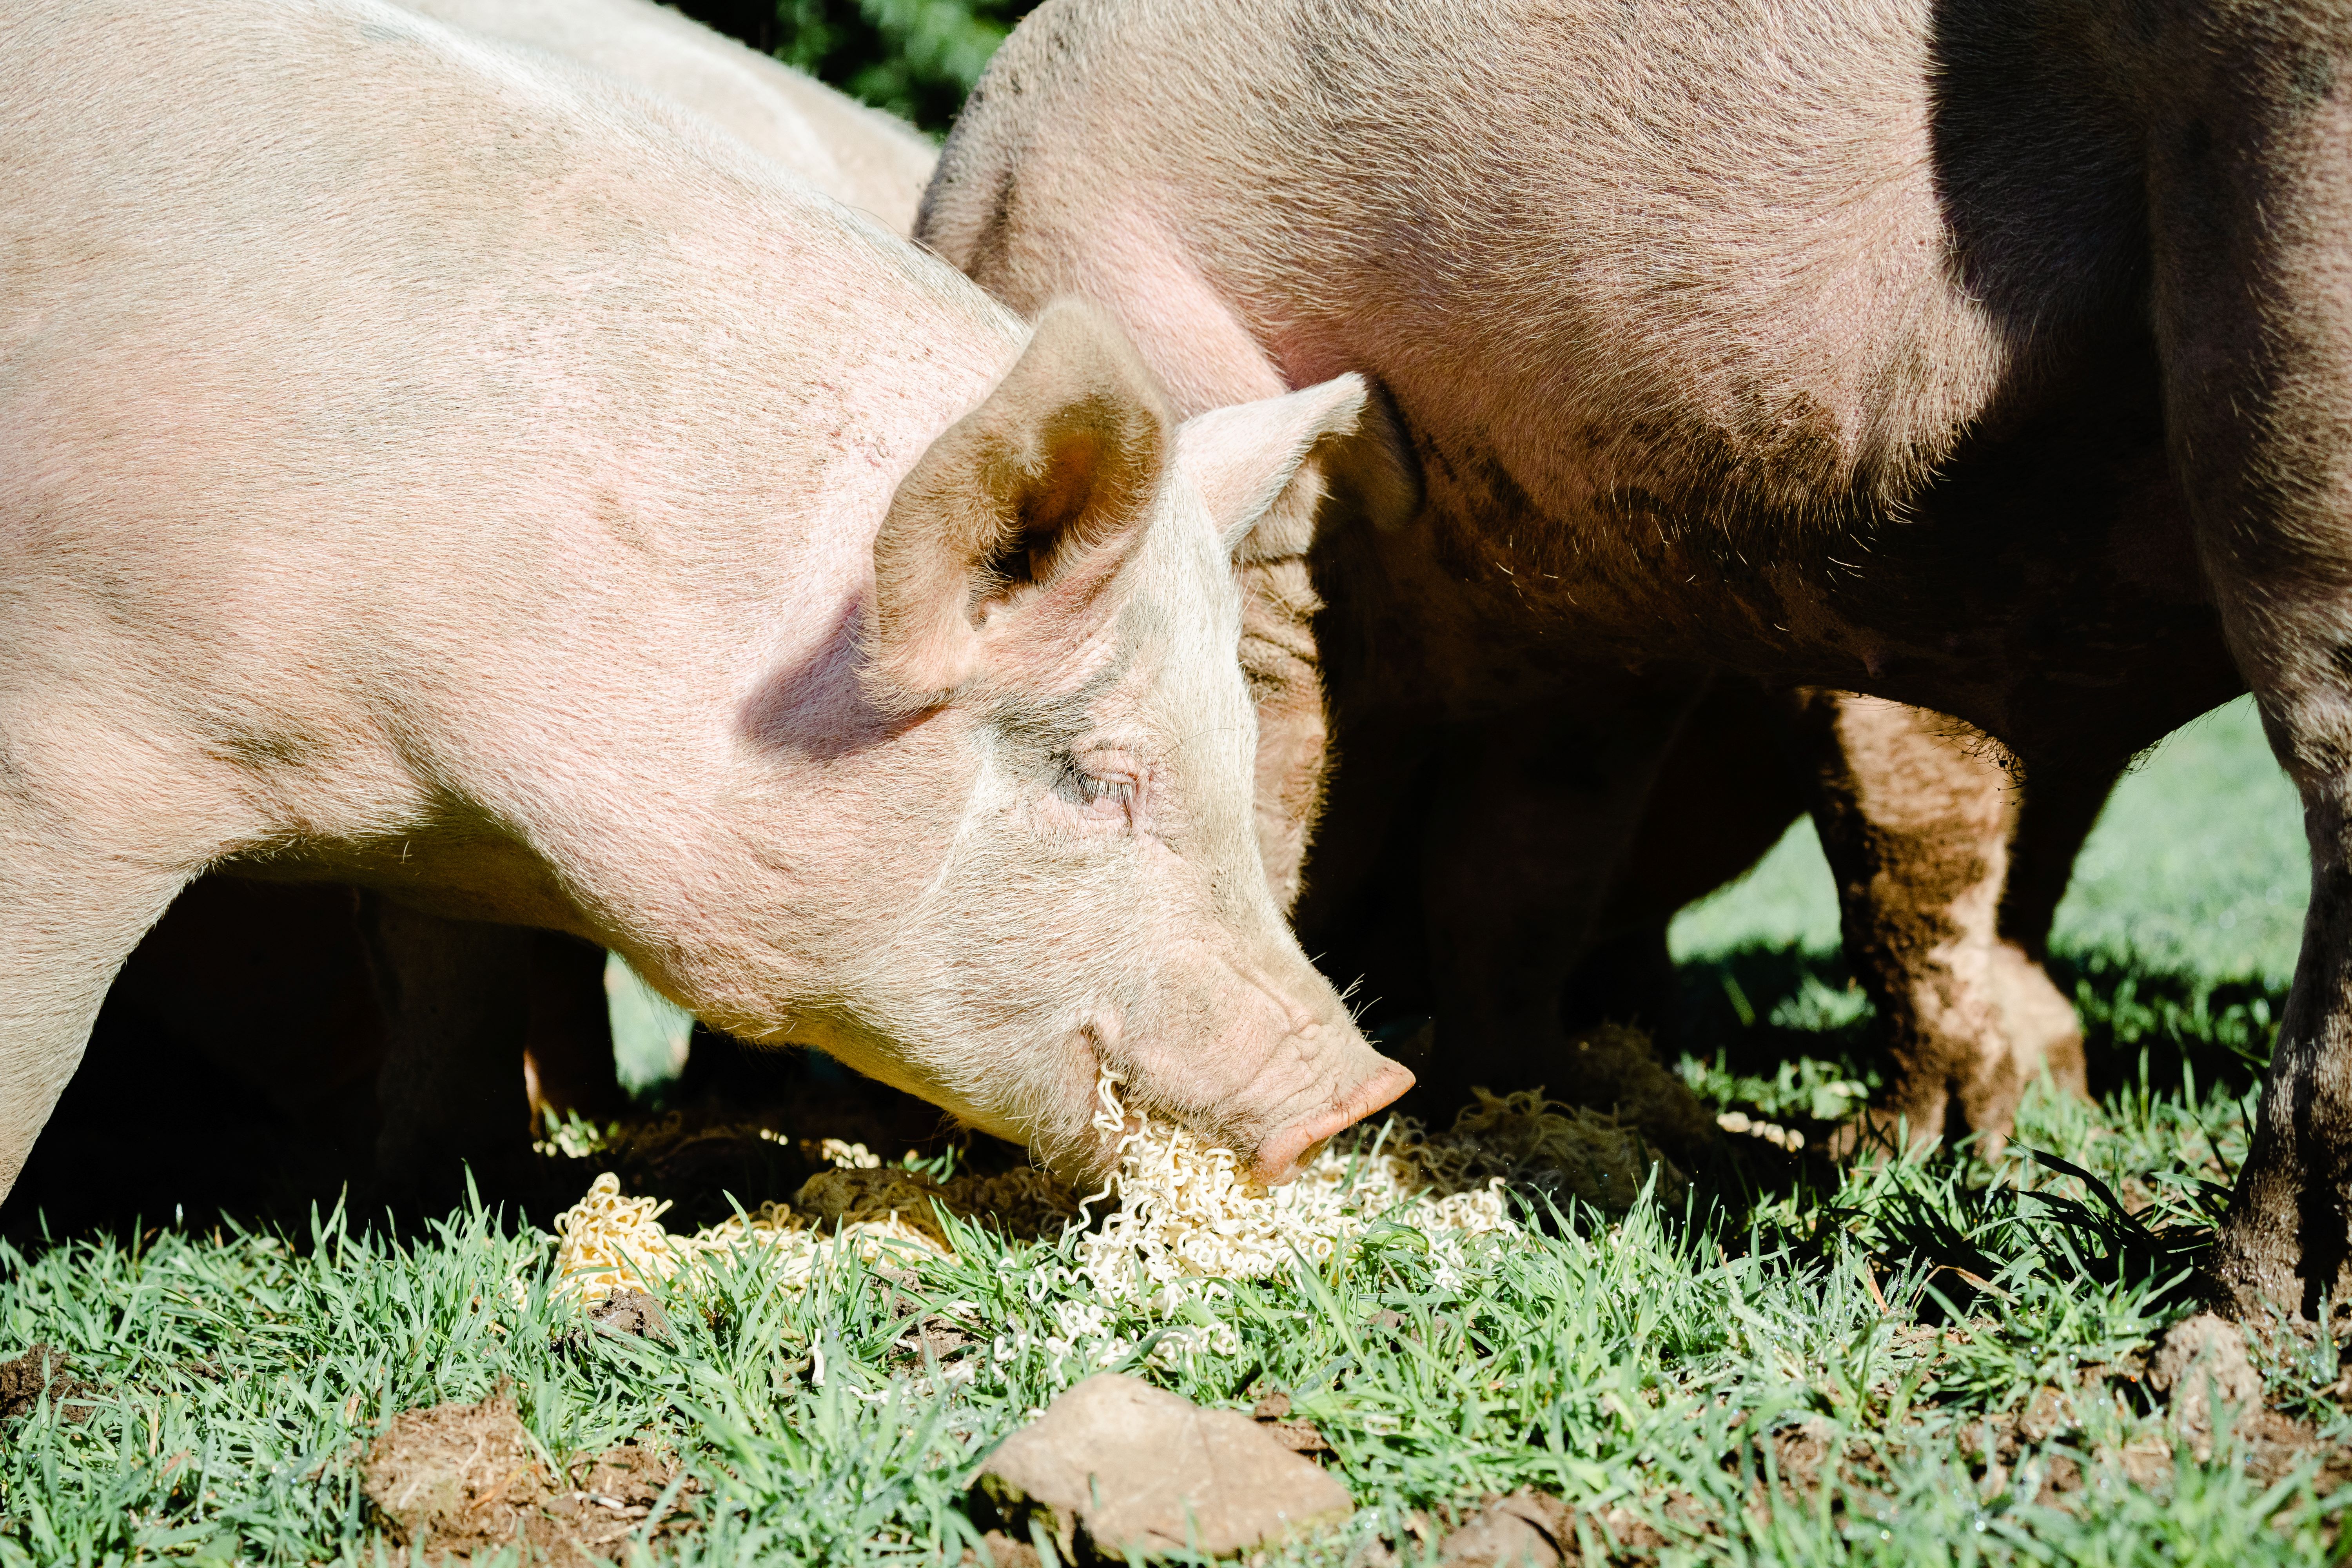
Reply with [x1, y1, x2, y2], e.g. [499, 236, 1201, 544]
[865, 300, 1174, 710]
[1174, 375, 1370, 558]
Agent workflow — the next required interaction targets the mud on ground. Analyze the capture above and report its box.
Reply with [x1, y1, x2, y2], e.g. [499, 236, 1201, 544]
[361, 1388, 695, 1566]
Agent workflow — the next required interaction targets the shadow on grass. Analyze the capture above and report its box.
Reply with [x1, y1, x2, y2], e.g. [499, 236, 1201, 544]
[1664, 942, 2276, 1295]
[1669, 942, 2286, 1101]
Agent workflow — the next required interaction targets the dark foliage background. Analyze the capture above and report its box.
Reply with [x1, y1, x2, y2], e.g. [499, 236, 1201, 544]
[672, 0, 1040, 132]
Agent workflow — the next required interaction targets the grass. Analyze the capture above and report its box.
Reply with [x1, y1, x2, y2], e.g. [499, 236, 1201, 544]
[5, 693, 2345, 1565]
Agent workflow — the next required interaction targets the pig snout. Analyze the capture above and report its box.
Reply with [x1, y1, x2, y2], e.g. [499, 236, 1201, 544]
[1234, 1019, 1416, 1186]
[1251, 1029, 1411, 1175]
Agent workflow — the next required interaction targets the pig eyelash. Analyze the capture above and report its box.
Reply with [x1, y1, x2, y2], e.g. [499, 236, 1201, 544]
[1051, 752, 1140, 821]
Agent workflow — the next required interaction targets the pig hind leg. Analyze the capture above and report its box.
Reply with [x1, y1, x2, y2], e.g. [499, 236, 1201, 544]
[1789, 691, 2082, 1156]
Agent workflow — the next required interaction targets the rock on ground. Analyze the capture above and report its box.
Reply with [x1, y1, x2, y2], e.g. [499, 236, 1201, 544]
[976, 1372, 1352, 1560]
[1436, 1490, 1577, 1566]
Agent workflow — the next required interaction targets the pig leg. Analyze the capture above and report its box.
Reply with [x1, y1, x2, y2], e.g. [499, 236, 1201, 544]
[523, 932, 626, 1124]
[1414, 675, 1714, 1147]
[1789, 691, 2040, 1153]
[1988, 756, 2123, 1100]
[356, 896, 535, 1200]
[1564, 675, 1815, 1045]
[2149, 18, 2352, 1314]
[0, 823, 189, 1201]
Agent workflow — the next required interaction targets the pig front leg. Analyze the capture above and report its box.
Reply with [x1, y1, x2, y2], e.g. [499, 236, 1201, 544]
[1788, 691, 2092, 1156]
[1414, 674, 1718, 1155]
[0, 818, 190, 1203]
[1564, 675, 1817, 1046]
[356, 897, 536, 1203]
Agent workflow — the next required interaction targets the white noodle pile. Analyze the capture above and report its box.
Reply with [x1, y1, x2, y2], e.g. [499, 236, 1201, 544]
[1066, 1070, 1515, 1313]
[539, 1068, 1675, 1338]
[545, 1167, 942, 1302]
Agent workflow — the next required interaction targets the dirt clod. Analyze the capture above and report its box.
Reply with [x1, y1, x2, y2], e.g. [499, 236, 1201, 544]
[2149, 1313, 2264, 1459]
[1436, 1489, 1575, 1566]
[363, 1389, 695, 1564]
[0, 1343, 97, 1421]
[586, 1288, 671, 1342]
[976, 1372, 1352, 1560]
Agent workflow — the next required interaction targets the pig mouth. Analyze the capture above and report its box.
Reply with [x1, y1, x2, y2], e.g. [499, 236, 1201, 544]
[1060, 1009, 1414, 1189]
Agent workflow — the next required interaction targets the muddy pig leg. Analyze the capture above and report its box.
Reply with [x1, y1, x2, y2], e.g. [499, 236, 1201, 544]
[1415, 673, 1718, 1155]
[356, 896, 535, 1202]
[2145, 9, 2352, 1314]
[1787, 691, 2038, 1152]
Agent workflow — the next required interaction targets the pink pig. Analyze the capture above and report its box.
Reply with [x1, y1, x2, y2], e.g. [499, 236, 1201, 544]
[0, 0, 1411, 1196]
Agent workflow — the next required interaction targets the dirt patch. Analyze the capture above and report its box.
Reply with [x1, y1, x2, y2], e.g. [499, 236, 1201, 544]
[0, 1343, 99, 1421]
[890, 1313, 982, 1370]
[362, 1388, 695, 1564]
[1249, 1391, 1333, 1457]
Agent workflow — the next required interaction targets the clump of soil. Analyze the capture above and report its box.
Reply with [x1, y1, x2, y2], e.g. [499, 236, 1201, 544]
[362, 1388, 695, 1564]
[0, 1343, 98, 1421]
[585, 1288, 672, 1342]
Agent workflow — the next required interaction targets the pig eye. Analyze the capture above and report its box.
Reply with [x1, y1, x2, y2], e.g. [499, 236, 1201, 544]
[1051, 752, 1140, 822]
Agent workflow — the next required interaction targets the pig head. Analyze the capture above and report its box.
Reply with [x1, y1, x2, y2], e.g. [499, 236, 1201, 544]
[692, 306, 1416, 1181]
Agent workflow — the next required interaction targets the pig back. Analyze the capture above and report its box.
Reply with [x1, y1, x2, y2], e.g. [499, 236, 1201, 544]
[397, 0, 938, 232]
[0, 0, 1015, 869]
[926, 0, 2167, 681]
